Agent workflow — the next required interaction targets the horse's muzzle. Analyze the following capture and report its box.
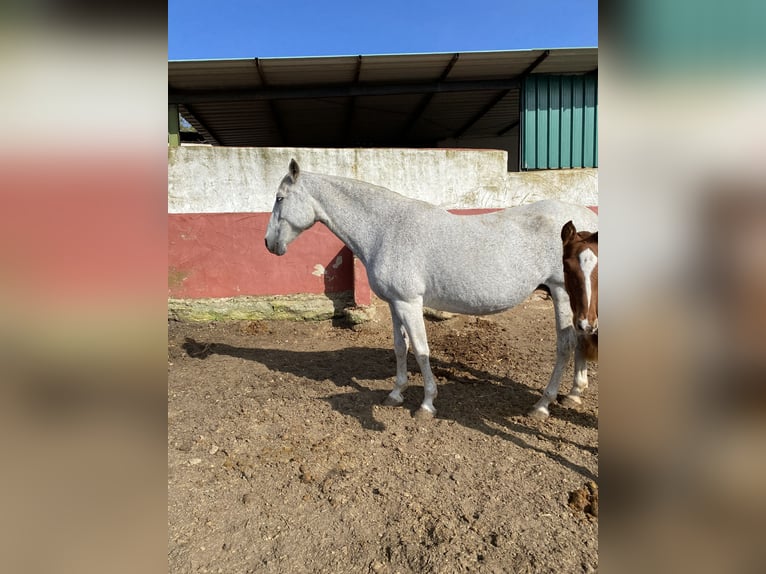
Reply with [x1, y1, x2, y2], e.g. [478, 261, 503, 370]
[264, 237, 286, 256]
[576, 318, 598, 335]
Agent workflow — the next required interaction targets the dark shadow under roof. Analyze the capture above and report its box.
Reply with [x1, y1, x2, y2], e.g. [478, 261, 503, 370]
[169, 48, 597, 148]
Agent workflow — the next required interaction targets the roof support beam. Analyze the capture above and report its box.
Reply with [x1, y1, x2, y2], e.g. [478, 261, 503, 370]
[169, 76, 526, 104]
[401, 53, 460, 138]
[255, 58, 288, 145]
[168, 104, 180, 147]
[496, 119, 519, 137]
[179, 104, 221, 145]
[452, 50, 550, 140]
[344, 55, 363, 142]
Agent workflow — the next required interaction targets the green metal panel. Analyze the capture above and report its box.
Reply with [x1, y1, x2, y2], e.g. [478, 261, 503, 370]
[535, 76, 548, 169]
[583, 77, 597, 167]
[583, 77, 598, 167]
[559, 76, 572, 168]
[548, 76, 561, 169]
[593, 99, 598, 168]
[522, 74, 598, 170]
[523, 79, 537, 169]
[571, 76, 584, 168]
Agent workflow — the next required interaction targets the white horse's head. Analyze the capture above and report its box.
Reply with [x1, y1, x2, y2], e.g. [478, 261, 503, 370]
[264, 159, 316, 255]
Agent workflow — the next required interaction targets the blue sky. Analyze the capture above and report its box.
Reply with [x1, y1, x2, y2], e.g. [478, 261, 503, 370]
[169, 0, 598, 60]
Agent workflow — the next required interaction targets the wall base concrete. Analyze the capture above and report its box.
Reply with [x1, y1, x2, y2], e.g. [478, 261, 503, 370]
[168, 292, 355, 322]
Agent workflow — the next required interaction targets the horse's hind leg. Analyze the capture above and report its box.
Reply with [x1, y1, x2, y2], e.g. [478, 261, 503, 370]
[388, 300, 438, 418]
[383, 306, 410, 407]
[530, 284, 576, 419]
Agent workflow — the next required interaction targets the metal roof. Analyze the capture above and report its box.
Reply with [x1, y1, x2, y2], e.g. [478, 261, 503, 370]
[169, 48, 597, 148]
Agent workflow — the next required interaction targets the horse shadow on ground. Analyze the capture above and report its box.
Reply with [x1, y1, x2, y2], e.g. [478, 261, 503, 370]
[182, 338, 597, 481]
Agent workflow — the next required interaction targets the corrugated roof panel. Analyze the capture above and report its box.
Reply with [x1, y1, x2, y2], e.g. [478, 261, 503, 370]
[358, 53, 458, 82]
[534, 48, 598, 74]
[278, 98, 349, 143]
[351, 94, 423, 131]
[411, 91, 499, 141]
[169, 60, 263, 90]
[447, 50, 543, 80]
[169, 48, 597, 151]
[257, 55, 361, 86]
[469, 94, 521, 137]
[184, 101, 280, 145]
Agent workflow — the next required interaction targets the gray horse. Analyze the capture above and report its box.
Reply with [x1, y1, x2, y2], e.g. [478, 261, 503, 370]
[265, 159, 598, 419]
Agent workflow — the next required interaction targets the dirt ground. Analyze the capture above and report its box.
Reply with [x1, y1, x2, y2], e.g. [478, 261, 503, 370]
[168, 293, 598, 573]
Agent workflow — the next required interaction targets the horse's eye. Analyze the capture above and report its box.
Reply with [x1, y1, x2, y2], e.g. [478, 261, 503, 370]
[276, 196, 284, 203]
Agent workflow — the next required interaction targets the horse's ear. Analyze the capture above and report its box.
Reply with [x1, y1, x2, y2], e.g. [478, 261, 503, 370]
[289, 159, 300, 181]
[589, 231, 598, 244]
[561, 220, 576, 243]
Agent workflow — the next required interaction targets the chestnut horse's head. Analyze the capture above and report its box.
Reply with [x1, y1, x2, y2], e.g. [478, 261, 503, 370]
[561, 221, 598, 335]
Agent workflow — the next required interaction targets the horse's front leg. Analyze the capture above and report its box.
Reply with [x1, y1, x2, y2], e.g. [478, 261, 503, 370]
[388, 300, 438, 418]
[530, 284, 576, 419]
[560, 339, 589, 408]
[383, 306, 410, 407]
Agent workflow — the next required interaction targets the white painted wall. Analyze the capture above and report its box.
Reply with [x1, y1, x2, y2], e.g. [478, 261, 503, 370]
[168, 146, 597, 214]
[503, 169, 598, 207]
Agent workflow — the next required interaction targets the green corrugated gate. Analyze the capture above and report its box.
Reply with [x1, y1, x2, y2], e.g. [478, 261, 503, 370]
[521, 74, 598, 170]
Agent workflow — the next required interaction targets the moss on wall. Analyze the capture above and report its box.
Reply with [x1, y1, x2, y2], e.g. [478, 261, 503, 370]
[168, 292, 356, 322]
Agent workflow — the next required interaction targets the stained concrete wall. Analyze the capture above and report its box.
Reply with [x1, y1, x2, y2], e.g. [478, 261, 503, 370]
[168, 146, 597, 213]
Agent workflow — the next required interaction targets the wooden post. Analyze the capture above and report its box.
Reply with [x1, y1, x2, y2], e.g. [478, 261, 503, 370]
[353, 256, 372, 307]
[168, 104, 180, 147]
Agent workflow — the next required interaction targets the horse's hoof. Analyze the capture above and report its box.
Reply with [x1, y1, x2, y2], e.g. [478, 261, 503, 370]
[382, 396, 404, 407]
[413, 407, 435, 421]
[528, 407, 550, 420]
[560, 395, 582, 408]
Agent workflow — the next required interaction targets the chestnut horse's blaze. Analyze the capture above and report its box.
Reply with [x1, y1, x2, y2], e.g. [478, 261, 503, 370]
[562, 221, 598, 361]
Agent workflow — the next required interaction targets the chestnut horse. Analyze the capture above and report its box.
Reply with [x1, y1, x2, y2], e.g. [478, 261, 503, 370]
[561, 220, 598, 364]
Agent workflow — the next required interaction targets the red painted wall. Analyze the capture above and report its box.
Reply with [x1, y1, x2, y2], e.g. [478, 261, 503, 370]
[168, 213, 353, 299]
[168, 206, 598, 301]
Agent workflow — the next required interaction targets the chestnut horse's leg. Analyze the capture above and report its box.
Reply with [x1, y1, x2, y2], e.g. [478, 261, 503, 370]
[561, 341, 589, 407]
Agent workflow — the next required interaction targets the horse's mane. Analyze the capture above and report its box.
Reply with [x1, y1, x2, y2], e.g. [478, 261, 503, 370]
[309, 172, 441, 211]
